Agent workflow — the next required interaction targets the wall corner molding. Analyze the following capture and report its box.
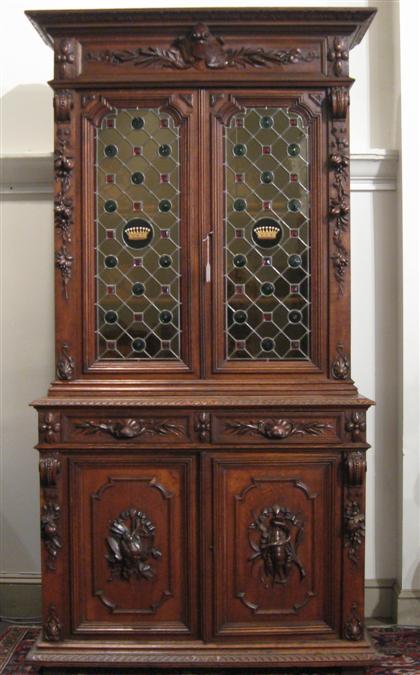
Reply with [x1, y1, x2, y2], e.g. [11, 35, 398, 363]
[1, 149, 398, 196]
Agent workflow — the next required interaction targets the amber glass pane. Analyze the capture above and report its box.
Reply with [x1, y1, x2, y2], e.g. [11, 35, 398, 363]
[95, 108, 180, 360]
[225, 107, 310, 360]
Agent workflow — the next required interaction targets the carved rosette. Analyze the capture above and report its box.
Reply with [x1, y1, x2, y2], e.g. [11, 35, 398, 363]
[327, 37, 349, 76]
[54, 38, 81, 79]
[344, 500, 365, 564]
[248, 504, 306, 587]
[44, 604, 62, 642]
[345, 412, 366, 442]
[39, 412, 61, 444]
[76, 418, 183, 439]
[87, 24, 318, 70]
[56, 343, 75, 381]
[195, 412, 211, 441]
[226, 418, 332, 440]
[343, 602, 363, 641]
[106, 508, 162, 581]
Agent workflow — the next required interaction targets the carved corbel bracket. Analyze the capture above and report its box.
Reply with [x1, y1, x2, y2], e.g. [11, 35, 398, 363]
[39, 455, 62, 487]
[329, 86, 349, 119]
[345, 450, 366, 487]
[54, 90, 74, 123]
[54, 37, 81, 79]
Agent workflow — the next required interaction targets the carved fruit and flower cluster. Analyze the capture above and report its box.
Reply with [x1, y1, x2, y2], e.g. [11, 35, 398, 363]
[87, 23, 318, 71]
[249, 505, 306, 588]
[106, 508, 161, 581]
[344, 500, 365, 564]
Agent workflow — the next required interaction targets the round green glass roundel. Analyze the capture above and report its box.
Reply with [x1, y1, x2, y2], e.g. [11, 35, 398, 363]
[159, 144, 171, 157]
[233, 310, 247, 324]
[160, 310, 172, 324]
[131, 117, 144, 130]
[159, 199, 172, 212]
[104, 144, 118, 158]
[289, 254, 302, 268]
[260, 116, 273, 129]
[132, 282, 145, 296]
[289, 310, 302, 324]
[160, 255, 172, 268]
[288, 143, 300, 157]
[261, 337, 274, 351]
[288, 199, 301, 212]
[132, 338, 146, 352]
[261, 171, 274, 184]
[131, 172, 144, 185]
[105, 310, 118, 324]
[261, 282, 275, 296]
[233, 254, 247, 268]
[104, 255, 118, 269]
[233, 198, 247, 212]
[104, 199, 117, 213]
[233, 144, 247, 157]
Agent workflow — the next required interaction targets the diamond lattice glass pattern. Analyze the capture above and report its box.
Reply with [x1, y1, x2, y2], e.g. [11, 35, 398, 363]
[225, 108, 310, 360]
[96, 108, 181, 360]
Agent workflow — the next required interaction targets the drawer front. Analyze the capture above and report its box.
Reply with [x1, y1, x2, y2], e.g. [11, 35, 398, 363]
[212, 411, 341, 445]
[209, 452, 341, 639]
[69, 454, 197, 638]
[63, 412, 193, 444]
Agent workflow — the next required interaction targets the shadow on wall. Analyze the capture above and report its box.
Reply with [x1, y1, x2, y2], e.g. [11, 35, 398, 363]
[1, 84, 53, 155]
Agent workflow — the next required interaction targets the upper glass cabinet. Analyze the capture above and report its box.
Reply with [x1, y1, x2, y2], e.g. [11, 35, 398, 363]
[95, 107, 181, 361]
[224, 106, 310, 361]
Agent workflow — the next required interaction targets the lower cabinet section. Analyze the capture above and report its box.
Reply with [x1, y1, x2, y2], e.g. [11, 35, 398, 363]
[209, 453, 340, 639]
[69, 455, 198, 637]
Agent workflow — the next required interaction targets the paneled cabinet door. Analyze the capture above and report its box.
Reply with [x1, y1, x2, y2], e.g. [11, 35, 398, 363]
[208, 452, 341, 640]
[69, 454, 197, 638]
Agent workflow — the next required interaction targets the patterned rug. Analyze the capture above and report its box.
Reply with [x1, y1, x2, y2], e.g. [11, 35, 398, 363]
[0, 625, 419, 674]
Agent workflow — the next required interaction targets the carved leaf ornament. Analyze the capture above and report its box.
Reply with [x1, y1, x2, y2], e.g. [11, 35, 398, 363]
[87, 23, 318, 70]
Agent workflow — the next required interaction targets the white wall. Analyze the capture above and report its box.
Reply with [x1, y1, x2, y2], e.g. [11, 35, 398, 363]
[0, 0, 406, 615]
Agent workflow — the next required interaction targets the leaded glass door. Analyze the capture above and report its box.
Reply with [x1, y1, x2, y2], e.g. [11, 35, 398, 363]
[82, 91, 200, 377]
[207, 91, 326, 377]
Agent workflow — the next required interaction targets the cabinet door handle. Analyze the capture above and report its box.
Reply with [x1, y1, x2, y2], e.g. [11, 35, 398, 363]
[203, 231, 213, 283]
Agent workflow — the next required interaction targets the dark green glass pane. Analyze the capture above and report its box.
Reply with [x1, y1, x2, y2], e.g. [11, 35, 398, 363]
[159, 310, 172, 324]
[289, 254, 302, 268]
[104, 144, 118, 158]
[132, 338, 146, 352]
[288, 143, 300, 157]
[131, 172, 144, 185]
[159, 144, 171, 157]
[234, 310, 247, 324]
[260, 116, 273, 128]
[289, 310, 302, 324]
[261, 171, 274, 184]
[132, 282, 145, 296]
[233, 254, 247, 268]
[104, 255, 118, 269]
[233, 144, 247, 157]
[104, 199, 117, 213]
[233, 198, 247, 212]
[159, 199, 171, 212]
[261, 338, 274, 351]
[288, 199, 301, 212]
[261, 282, 274, 296]
[160, 255, 172, 268]
[131, 117, 144, 129]
[105, 310, 118, 324]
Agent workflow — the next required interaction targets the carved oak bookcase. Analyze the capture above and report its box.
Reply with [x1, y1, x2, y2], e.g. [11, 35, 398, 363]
[27, 8, 377, 673]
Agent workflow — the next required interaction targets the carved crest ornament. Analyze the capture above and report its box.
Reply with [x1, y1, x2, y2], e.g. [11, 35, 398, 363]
[249, 504, 306, 587]
[226, 418, 332, 440]
[106, 508, 161, 581]
[87, 23, 318, 70]
[76, 418, 182, 439]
